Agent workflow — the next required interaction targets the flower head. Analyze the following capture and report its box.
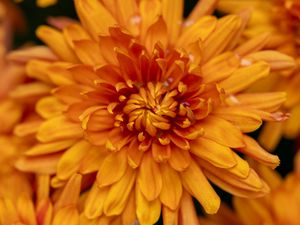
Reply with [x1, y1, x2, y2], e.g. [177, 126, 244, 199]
[14, 0, 295, 224]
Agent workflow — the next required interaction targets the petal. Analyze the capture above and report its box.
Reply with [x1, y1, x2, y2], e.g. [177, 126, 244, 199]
[258, 122, 283, 151]
[57, 140, 91, 180]
[159, 164, 182, 210]
[178, 191, 201, 225]
[238, 136, 279, 168]
[202, 15, 242, 62]
[180, 160, 220, 214]
[16, 153, 62, 174]
[73, 40, 105, 66]
[103, 167, 136, 216]
[37, 116, 83, 142]
[219, 61, 270, 94]
[176, 16, 217, 48]
[63, 23, 91, 48]
[25, 139, 77, 156]
[213, 106, 262, 132]
[121, 191, 137, 225]
[200, 52, 240, 83]
[136, 186, 161, 225]
[74, 0, 116, 38]
[145, 17, 168, 52]
[168, 146, 191, 172]
[84, 184, 109, 219]
[97, 149, 128, 188]
[187, 0, 218, 22]
[36, 26, 79, 62]
[137, 152, 162, 201]
[200, 116, 245, 148]
[162, 0, 183, 45]
[244, 50, 296, 71]
[52, 207, 79, 225]
[190, 138, 237, 169]
[163, 206, 179, 225]
[36, 96, 66, 119]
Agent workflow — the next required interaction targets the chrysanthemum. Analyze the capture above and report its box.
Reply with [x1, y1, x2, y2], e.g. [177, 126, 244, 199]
[14, 0, 295, 224]
[218, 0, 300, 150]
[0, 174, 82, 225]
[200, 157, 300, 225]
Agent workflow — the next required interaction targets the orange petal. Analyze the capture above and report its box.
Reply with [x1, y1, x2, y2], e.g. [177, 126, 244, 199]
[52, 207, 79, 225]
[219, 61, 270, 94]
[145, 17, 168, 52]
[103, 167, 136, 216]
[36, 25, 79, 62]
[200, 116, 245, 148]
[238, 136, 279, 168]
[121, 191, 137, 225]
[202, 15, 242, 62]
[178, 191, 201, 225]
[37, 116, 83, 142]
[187, 0, 218, 22]
[63, 23, 91, 48]
[180, 160, 220, 214]
[57, 140, 91, 180]
[75, 0, 116, 39]
[213, 106, 262, 132]
[190, 138, 237, 169]
[163, 206, 179, 225]
[244, 50, 296, 71]
[159, 163, 182, 210]
[168, 146, 191, 172]
[25, 139, 77, 156]
[162, 0, 183, 45]
[97, 149, 127, 188]
[136, 185, 161, 225]
[36, 96, 66, 119]
[137, 152, 162, 201]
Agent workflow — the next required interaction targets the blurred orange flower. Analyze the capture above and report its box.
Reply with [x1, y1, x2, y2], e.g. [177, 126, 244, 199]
[218, 0, 300, 151]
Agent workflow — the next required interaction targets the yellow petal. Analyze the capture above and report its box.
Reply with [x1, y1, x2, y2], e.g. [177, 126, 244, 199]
[52, 207, 79, 225]
[213, 106, 262, 132]
[84, 184, 108, 219]
[200, 52, 240, 83]
[162, 0, 183, 45]
[159, 164, 182, 210]
[37, 116, 83, 142]
[200, 116, 245, 148]
[36, 26, 79, 62]
[103, 167, 136, 216]
[63, 23, 91, 48]
[136, 186, 161, 225]
[97, 149, 127, 187]
[17, 195, 37, 225]
[258, 122, 283, 151]
[244, 50, 296, 71]
[26, 139, 77, 156]
[138, 152, 162, 201]
[79, 146, 108, 174]
[180, 160, 220, 214]
[75, 0, 116, 39]
[73, 40, 105, 66]
[238, 136, 279, 168]
[36, 96, 66, 119]
[177, 16, 217, 48]
[57, 140, 91, 180]
[191, 138, 237, 169]
[168, 146, 191, 171]
[202, 15, 242, 62]
[121, 191, 137, 225]
[178, 191, 201, 225]
[219, 61, 270, 94]
[162, 206, 178, 225]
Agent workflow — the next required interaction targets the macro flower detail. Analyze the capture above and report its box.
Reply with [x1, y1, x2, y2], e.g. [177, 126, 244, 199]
[12, 0, 296, 224]
[200, 157, 300, 225]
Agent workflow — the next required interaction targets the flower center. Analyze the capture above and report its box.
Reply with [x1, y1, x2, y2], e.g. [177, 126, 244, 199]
[123, 82, 179, 137]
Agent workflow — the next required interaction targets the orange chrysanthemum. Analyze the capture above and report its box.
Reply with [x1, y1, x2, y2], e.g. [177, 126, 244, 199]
[0, 174, 82, 225]
[218, 0, 300, 151]
[13, 0, 296, 224]
[200, 157, 300, 225]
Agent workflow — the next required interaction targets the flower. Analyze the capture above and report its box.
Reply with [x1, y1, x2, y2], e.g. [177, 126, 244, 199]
[0, 174, 82, 225]
[14, 0, 295, 224]
[218, 0, 300, 151]
[200, 157, 300, 225]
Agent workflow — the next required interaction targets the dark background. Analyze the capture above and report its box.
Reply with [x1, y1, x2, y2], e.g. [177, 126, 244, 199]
[13, 0, 297, 223]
